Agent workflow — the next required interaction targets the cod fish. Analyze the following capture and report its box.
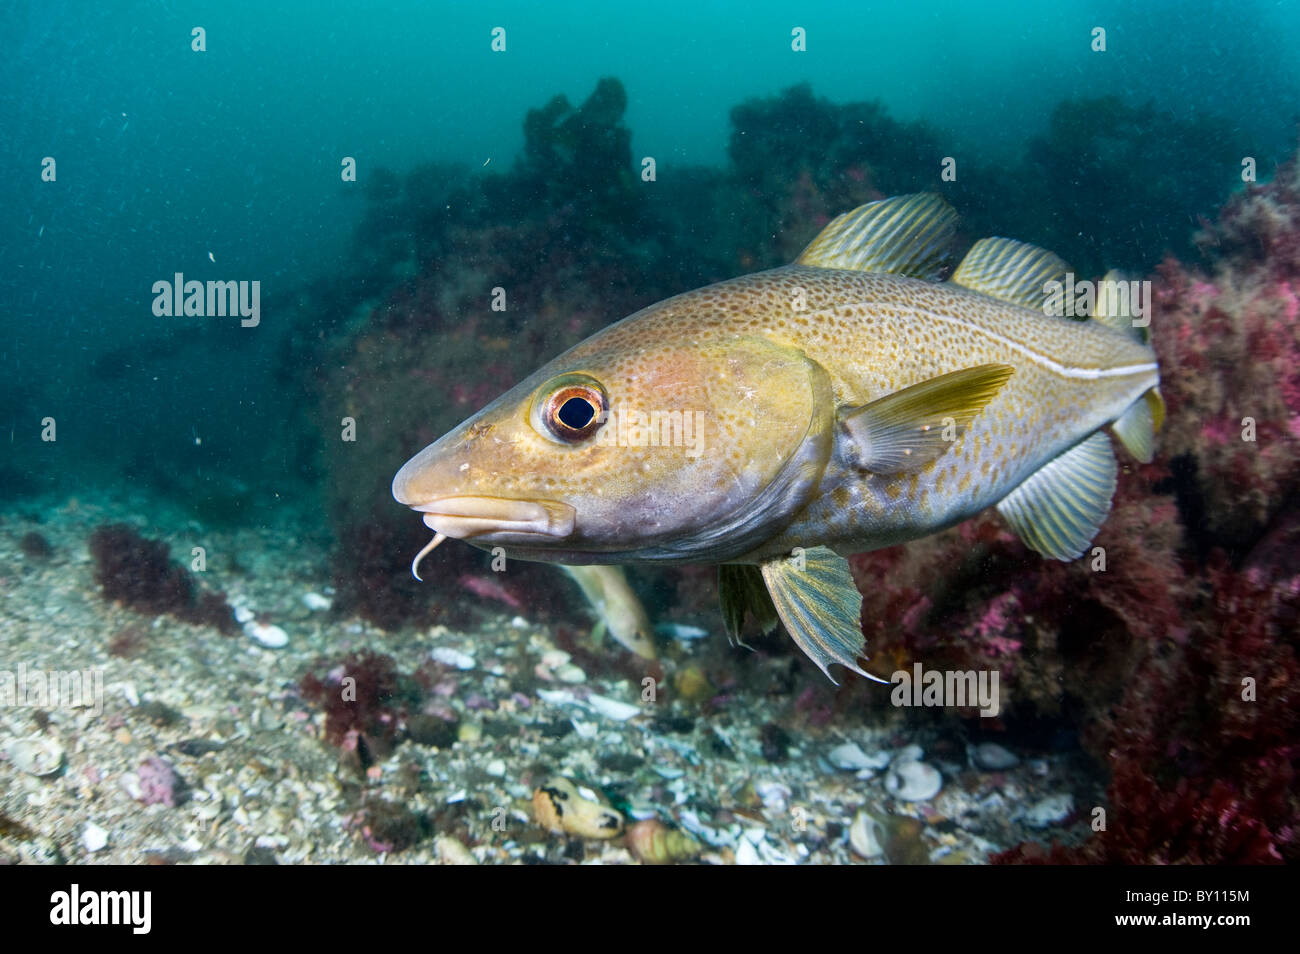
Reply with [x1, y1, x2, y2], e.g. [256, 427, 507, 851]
[393, 194, 1163, 681]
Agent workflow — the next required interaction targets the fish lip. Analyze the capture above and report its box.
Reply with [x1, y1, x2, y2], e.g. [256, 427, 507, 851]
[409, 495, 576, 541]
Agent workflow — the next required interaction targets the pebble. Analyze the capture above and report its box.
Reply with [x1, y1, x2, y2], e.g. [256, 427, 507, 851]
[1025, 793, 1075, 828]
[301, 591, 332, 611]
[970, 742, 1020, 771]
[244, 621, 288, 648]
[485, 758, 506, 777]
[540, 649, 571, 669]
[430, 647, 475, 670]
[434, 835, 478, 865]
[555, 663, 587, 684]
[233, 604, 255, 624]
[83, 823, 109, 853]
[884, 759, 943, 802]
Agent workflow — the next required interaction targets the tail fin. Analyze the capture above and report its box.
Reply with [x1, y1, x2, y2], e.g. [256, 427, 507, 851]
[1095, 271, 1162, 462]
[1112, 387, 1165, 463]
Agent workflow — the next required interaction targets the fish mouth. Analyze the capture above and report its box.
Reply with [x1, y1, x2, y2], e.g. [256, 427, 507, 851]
[408, 495, 576, 542]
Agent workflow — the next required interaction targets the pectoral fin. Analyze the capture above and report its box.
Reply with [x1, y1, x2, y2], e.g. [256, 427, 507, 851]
[841, 364, 1014, 474]
[759, 546, 886, 684]
[560, 565, 657, 660]
[996, 431, 1118, 561]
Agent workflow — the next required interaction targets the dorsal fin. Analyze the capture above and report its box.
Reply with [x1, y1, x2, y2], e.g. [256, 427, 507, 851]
[794, 193, 957, 278]
[949, 237, 1070, 310]
[1093, 270, 1150, 343]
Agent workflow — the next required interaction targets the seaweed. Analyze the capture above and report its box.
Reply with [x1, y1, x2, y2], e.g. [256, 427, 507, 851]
[299, 650, 422, 771]
[88, 523, 237, 635]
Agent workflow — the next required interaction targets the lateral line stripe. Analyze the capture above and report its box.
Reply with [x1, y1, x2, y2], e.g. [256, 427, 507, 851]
[815, 302, 1158, 381]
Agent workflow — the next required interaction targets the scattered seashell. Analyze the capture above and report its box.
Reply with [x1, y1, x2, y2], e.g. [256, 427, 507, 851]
[536, 688, 578, 707]
[970, 742, 1020, 771]
[892, 743, 924, 765]
[233, 604, 255, 624]
[485, 759, 506, 777]
[885, 759, 943, 802]
[532, 776, 624, 839]
[244, 621, 288, 648]
[7, 736, 65, 777]
[537, 687, 641, 720]
[83, 822, 109, 853]
[734, 837, 761, 865]
[585, 693, 641, 721]
[626, 819, 701, 864]
[828, 742, 886, 772]
[430, 647, 475, 670]
[301, 591, 332, 611]
[754, 780, 792, 814]
[1025, 793, 1074, 828]
[849, 808, 887, 859]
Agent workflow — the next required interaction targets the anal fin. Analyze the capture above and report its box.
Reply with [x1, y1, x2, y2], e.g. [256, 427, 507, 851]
[996, 431, 1118, 561]
[759, 546, 886, 684]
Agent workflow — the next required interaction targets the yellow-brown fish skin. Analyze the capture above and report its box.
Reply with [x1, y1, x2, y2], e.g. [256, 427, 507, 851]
[701, 264, 1159, 559]
[394, 262, 1156, 564]
[395, 192, 1165, 678]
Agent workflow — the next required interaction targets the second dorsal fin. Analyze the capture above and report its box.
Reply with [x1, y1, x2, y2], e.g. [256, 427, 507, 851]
[949, 237, 1070, 310]
[794, 193, 957, 279]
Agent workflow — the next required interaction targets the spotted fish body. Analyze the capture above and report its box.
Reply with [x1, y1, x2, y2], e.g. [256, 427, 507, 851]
[688, 265, 1161, 560]
[394, 194, 1163, 680]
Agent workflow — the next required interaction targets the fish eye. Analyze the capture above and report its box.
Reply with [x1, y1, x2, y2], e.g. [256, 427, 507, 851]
[534, 374, 608, 443]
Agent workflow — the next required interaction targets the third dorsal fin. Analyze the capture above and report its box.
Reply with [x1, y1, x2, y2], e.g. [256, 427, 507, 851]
[794, 193, 957, 279]
[949, 237, 1070, 310]
[1093, 270, 1150, 342]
